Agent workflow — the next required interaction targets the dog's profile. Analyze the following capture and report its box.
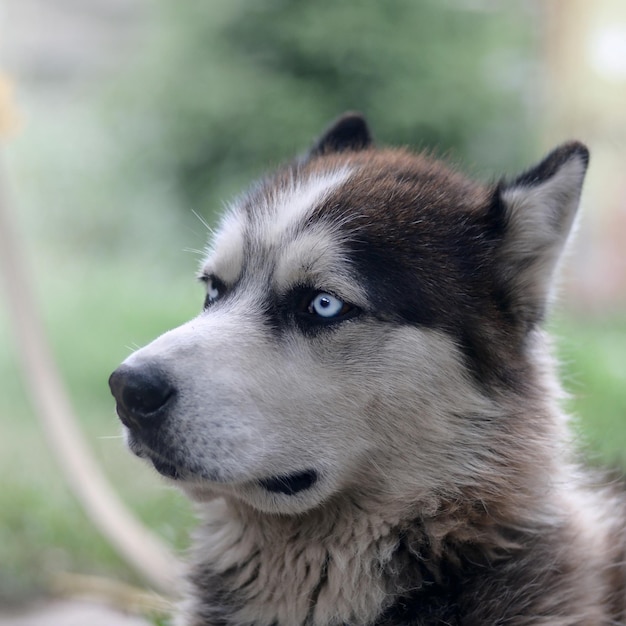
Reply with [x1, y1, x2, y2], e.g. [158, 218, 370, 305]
[110, 113, 626, 625]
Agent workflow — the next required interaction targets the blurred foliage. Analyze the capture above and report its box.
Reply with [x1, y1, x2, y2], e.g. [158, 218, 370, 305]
[114, 0, 537, 220]
[9, 0, 623, 608]
[555, 317, 626, 467]
[0, 261, 198, 606]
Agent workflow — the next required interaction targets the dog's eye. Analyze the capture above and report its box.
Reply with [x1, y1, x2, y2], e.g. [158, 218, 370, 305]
[202, 276, 225, 309]
[307, 292, 351, 319]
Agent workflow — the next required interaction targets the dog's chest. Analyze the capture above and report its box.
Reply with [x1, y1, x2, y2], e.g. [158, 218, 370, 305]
[185, 558, 460, 626]
[184, 503, 414, 626]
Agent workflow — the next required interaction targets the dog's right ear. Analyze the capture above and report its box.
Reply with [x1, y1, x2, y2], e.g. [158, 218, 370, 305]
[492, 141, 589, 328]
[307, 112, 373, 158]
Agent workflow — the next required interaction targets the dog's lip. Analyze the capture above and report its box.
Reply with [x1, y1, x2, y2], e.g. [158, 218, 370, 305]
[135, 443, 184, 479]
[150, 456, 181, 479]
[125, 432, 186, 479]
[126, 431, 319, 491]
[132, 443, 226, 483]
[258, 469, 319, 495]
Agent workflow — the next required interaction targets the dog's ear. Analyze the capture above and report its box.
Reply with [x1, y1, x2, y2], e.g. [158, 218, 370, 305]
[308, 112, 373, 158]
[493, 142, 589, 327]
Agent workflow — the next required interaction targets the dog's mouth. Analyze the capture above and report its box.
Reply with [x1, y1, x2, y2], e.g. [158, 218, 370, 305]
[258, 469, 318, 495]
[151, 461, 318, 496]
[127, 433, 195, 481]
[150, 456, 180, 479]
[151, 458, 318, 496]
[128, 431, 319, 495]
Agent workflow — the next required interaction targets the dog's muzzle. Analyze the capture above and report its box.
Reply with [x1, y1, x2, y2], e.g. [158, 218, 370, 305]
[109, 363, 175, 430]
[109, 363, 320, 495]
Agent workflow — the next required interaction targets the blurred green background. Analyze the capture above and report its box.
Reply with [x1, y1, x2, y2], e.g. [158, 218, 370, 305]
[1, 0, 625, 611]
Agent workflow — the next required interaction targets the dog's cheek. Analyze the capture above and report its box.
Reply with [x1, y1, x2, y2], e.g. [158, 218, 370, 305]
[356, 327, 498, 488]
[218, 337, 380, 481]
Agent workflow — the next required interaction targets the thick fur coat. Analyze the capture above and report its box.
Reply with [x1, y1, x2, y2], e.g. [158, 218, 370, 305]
[110, 114, 626, 625]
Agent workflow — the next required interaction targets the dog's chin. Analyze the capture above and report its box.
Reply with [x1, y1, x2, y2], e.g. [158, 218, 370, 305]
[125, 429, 327, 512]
[181, 469, 329, 515]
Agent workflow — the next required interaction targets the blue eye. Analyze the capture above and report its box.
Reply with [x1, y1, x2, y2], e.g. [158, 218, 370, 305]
[207, 278, 221, 303]
[203, 276, 225, 309]
[308, 292, 348, 318]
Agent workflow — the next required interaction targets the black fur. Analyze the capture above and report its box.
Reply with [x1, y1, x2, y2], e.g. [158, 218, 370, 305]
[509, 142, 589, 189]
[309, 112, 373, 157]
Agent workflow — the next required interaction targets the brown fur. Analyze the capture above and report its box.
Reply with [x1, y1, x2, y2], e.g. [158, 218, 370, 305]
[111, 114, 626, 625]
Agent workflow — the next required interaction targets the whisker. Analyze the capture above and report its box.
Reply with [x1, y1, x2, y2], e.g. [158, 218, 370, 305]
[183, 247, 205, 256]
[191, 209, 214, 235]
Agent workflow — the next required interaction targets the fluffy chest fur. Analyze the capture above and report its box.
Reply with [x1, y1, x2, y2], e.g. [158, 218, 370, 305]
[184, 499, 404, 625]
[181, 492, 624, 626]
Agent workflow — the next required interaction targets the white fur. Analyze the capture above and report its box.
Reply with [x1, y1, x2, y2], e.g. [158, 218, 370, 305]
[500, 155, 588, 315]
[272, 225, 367, 304]
[202, 210, 246, 285]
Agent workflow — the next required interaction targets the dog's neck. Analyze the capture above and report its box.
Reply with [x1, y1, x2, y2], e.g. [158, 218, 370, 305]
[181, 492, 525, 626]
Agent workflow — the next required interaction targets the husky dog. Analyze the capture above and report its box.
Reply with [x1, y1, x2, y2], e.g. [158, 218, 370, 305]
[109, 113, 626, 625]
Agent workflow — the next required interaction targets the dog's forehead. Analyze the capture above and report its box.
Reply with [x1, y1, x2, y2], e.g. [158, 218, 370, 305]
[201, 150, 488, 288]
[318, 149, 488, 226]
[202, 165, 356, 287]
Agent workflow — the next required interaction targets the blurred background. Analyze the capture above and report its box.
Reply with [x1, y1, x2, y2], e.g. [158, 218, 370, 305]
[0, 0, 625, 620]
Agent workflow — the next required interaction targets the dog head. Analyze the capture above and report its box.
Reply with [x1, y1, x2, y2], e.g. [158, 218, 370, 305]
[110, 114, 588, 515]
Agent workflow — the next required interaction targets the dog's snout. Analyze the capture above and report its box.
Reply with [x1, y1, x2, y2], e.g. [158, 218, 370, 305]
[109, 364, 174, 429]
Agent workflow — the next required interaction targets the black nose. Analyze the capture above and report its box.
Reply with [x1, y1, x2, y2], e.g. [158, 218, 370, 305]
[109, 364, 175, 429]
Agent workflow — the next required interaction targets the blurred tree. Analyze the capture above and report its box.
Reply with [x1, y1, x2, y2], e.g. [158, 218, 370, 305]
[118, 0, 536, 219]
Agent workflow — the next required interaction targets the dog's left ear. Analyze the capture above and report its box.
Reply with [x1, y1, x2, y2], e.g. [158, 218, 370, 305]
[494, 141, 589, 327]
[308, 112, 373, 158]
